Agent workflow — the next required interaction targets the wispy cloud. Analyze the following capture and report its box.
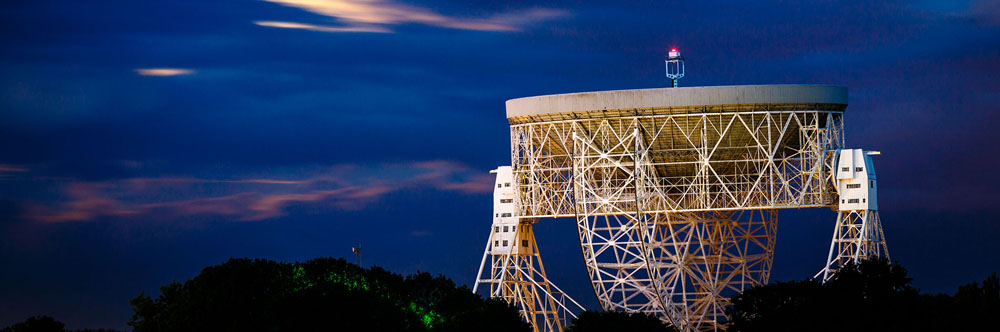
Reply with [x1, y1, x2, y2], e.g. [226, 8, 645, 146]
[21, 160, 493, 222]
[968, 0, 1000, 26]
[257, 0, 567, 33]
[0, 164, 29, 177]
[134, 68, 195, 76]
[255, 20, 390, 33]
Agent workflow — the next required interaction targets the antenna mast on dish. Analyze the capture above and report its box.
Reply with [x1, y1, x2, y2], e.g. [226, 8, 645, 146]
[665, 47, 685, 88]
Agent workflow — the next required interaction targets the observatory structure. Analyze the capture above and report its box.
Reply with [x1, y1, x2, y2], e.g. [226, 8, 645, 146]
[473, 52, 889, 332]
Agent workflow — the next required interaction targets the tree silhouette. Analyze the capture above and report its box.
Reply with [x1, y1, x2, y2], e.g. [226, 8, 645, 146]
[127, 257, 529, 332]
[0, 316, 64, 332]
[0, 316, 121, 332]
[564, 310, 676, 332]
[727, 258, 998, 332]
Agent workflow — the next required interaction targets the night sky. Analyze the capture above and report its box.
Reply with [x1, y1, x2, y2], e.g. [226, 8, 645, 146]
[2, 0, 999, 329]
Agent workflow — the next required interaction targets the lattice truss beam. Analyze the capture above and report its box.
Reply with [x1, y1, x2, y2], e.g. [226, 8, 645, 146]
[508, 109, 844, 331]
[474, 221, 585, 332]
[512, 110, 844, 217]
[817, 210, 889, 281]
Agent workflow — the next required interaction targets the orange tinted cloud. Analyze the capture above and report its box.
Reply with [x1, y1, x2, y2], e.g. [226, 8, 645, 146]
[134, 68, 195, 76]
[0, 164, 28, 178]
[254, 21, 389, 33]
[258, 0, 566, 33]
[23, 160, 493, 222]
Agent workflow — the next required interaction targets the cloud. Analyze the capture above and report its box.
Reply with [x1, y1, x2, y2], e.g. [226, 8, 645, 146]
[968, 0, 1000, 26]
[254, 21, 390, 33]
[20, 160, 493, 222]
[134, 68, 196, 76]
[0, 164, 28, 178]
[257, 0, 567, 33]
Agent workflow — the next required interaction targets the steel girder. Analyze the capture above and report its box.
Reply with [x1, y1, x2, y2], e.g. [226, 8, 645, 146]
[474, 221, 585, 332]
[509, 109, 843, 331]
[816, 210, 890, 281]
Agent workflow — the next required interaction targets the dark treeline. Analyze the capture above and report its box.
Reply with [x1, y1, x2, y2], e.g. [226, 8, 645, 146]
[127, 257, 529, 332]
[728, 258, 999, 332]
[3, 257, 996, 332]
[0, 316, 120, 332]
[564, 310, 675, 332]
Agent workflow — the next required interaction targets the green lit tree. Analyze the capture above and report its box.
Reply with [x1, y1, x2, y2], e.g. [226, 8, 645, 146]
[128, 257, 529, 332]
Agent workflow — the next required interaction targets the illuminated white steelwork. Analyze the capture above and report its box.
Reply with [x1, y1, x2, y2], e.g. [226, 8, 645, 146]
[473, 85, 890, 332]
[474, 167, 585, 332]
[816, 149, 889, 281]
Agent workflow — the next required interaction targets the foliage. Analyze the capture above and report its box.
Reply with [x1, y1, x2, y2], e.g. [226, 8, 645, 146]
[0, 316, 121, 332]
[1, 316, 63, 332]
[127, 257, 530, 332]
[727, 258, 999, 332]
[563, 310, 675, 332]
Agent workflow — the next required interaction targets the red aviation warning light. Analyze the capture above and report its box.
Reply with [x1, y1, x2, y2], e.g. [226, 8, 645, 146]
[665, 47, 685, 87]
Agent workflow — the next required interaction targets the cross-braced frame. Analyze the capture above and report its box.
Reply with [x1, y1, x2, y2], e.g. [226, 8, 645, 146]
[474, 220, 585, 332]
[510, 107, 844, 331]
[817, 210, 889, 281]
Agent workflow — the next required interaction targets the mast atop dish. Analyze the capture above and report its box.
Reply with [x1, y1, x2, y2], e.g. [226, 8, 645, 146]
[665, 47, 685, 88]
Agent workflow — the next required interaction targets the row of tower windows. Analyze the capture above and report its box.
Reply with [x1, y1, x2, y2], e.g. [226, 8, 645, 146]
[842, 167, 864, 172]
[500, 199, 513, 203]
[495, 225, 531, 233]
[495, 182, 512, 188]
[493, 240, 530, 248]
[842, 198, 866, 203]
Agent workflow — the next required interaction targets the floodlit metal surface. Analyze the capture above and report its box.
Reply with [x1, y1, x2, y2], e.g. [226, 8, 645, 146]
[506, 85, 847, 121]
[474, 167, 585, 332]
[816, 149, 889, 281]
[476, 85, 889, 332]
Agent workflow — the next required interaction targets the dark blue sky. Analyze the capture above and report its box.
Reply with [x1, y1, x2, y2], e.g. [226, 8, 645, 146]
[1, 0, 999, 329]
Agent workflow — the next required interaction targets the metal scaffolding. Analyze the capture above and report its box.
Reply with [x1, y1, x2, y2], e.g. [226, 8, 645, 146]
[474, 219, 585, 332]
[474, 86, 889, 331]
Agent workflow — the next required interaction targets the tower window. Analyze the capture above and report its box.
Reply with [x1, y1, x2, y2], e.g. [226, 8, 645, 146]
[500, 199, 513, 203]
[504, 182, 511, 187]
[842, 167, 850, 172]
[522, 240, 529, 247]
[494, 226, 499, 233]
[501, 213, 512, 217]
[502, 240, 508, 247]
[846, 184, 861, 189]
[503, 226, 509, 232]
[494, 240, 499, 247]
[848, 199, 860, 203]
[497, 184, 502, 188]
[856, 167, 863, 172]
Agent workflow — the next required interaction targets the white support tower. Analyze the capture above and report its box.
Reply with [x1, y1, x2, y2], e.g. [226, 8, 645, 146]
[474, 166, 585, 332]
[816, 149, 889, 281]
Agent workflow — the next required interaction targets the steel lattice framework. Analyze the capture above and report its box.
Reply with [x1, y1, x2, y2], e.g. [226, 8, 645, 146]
[474, 85, 890, 332]
[474, 220, 585, 332]
[817, 210, 889, 281]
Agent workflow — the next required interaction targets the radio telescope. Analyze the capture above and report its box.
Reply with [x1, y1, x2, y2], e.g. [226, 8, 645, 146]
[473, 53, 889, 332]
